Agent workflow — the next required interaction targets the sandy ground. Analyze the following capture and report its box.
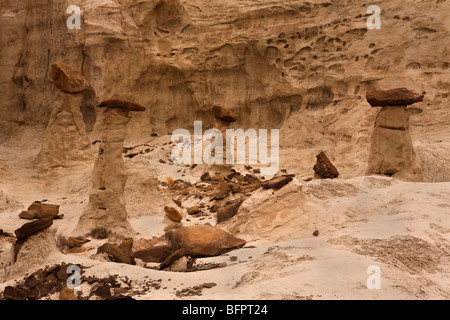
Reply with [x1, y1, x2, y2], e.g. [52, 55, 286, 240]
[0, 125, 448, 300]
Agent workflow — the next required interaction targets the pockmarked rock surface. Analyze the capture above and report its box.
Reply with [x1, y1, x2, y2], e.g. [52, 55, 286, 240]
[0, 0, 448, 182]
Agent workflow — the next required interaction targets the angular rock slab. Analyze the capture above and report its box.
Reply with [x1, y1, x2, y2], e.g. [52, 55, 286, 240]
[15, 218, 53, 241]
[98, 99, 147, 112]
[216, 198, 245, 223]
[97, 243, 135, 265]
[261, 175, 293, 190]
[168, 224, 246, 257]
[50, 62, 88, 93]
[366, 88, 424, 107]
[134, 245, 172, 263]
[19, 201, 60, 220]
[313, 152, 339, 179]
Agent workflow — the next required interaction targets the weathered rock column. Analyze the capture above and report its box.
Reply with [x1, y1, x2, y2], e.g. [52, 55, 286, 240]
[33, 62, 93, 168]
[74, 99, 146, 237]
[366, 88, 424, 181]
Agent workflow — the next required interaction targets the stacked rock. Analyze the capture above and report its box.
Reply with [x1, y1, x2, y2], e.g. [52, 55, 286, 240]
[73, 98, 146, 237]
[366, 88, 424, 180]
[33, 62, 93, 168]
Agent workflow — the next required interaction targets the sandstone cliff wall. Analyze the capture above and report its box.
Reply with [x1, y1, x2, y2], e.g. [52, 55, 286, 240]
[1, 0, 449, 180]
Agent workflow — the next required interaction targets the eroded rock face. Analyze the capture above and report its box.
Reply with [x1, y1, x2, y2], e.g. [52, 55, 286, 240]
[1, 1, 449, 181]
[367, 106, 422, 180]
[32, 92, 94, 168]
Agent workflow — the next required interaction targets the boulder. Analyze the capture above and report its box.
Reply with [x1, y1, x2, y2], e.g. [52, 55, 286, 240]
[187, 206, 200, 215]
[14, 218, 53, 241]
[50, 62, 88, 93]
[261, 175, 293, 190]
[172, 199, 182, 207]
[19, 201, 60, 220]
[97, 99, 147, 112]
[216, 198, 245, 223]
[212, 106, 238, 122]
[200, 172, 211, 181]
[213, 182, 231, 200]
[313, 152, 339, 179]
[59, 286, 77, 300]
[366, 88, 424, 107]
[97, 243, 135, 265]
[164, 206, 183, 222]
[134, 245, 172, 263]
[168, 224, 246, 257]
[118, 238, 134, 259]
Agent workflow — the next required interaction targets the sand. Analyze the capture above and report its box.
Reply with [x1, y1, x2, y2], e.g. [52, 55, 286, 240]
[0, 125, 448, 300]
